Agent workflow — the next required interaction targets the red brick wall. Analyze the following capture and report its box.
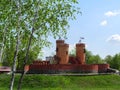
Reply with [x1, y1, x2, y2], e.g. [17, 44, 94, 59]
[97, 64, 110, 73]
[28, 63, 99, 73]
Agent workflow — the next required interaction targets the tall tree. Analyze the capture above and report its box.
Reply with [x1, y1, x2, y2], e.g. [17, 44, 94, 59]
[104, 55, 113, 64]
[0, 0, 11, 63]
[9, 0, 22, 90]
[112, 54, 120, 70]
[105, 53, 120, 70]
[17, 0, 80, 89]
[85, 50, 93, 64]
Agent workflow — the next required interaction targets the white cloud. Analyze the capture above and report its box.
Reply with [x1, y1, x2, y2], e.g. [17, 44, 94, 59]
[100, 20, 107, 26]
[107, 34, 120, 44]
[105, 10, 120, 17]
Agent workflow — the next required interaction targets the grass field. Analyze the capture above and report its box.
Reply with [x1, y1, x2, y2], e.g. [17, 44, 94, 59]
[0, 74, 120, 90]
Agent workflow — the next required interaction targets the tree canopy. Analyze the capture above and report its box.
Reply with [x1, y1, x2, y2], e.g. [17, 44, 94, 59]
[0, 0, 80, 66]
[105, 53, 120, 70]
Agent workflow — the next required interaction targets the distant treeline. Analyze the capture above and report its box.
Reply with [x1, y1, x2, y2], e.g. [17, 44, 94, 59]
[70, 49, 120, 70]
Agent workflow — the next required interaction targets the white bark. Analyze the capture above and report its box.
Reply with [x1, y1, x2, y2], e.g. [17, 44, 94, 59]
[9, 0, 21, 90]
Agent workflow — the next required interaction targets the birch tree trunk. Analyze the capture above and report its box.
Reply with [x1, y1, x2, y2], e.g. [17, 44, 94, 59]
[9, 32, 20, 90]
[9, 0, 21, 90]
[17, 27, 35, 90]
[0, 28, 7, 63]
[17, 1, 39, 90]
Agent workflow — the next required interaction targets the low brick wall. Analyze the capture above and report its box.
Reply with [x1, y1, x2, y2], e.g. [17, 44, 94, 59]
[97, 64, 110, 73]
[28, 64, 99, 74]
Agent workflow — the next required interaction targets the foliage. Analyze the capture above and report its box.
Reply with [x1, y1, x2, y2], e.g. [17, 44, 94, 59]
[0, 63, 2, 66]
[85, 50, 104, 64]
[104, 53, 120, 70]
[17, 49, 39, 70]
[0, 0, 80, 66]
[69, 47, 76, 56]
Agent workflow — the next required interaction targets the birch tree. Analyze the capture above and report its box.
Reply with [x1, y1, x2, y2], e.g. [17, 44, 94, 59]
[17, 1, 80, 89]
[1, 0, 80, 90]
[9, 0, 22, 90]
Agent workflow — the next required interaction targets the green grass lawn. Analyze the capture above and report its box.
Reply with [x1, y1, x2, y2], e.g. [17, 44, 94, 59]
[0, 74, 120, 90]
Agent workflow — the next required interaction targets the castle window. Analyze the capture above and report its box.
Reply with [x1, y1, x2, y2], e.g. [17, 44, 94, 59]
[66, 51, 68, 55]
[56, 47, 58, 52]
[84, 49, 86, 53]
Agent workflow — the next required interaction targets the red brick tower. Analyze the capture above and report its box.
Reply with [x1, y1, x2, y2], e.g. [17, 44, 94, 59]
[76, 43, 86, 64]
[56, 40, 64, 56]
[56, 40, 69, 64]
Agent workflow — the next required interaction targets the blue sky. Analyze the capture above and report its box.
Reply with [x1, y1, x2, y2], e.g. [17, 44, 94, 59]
[42, 0, 120, 59]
